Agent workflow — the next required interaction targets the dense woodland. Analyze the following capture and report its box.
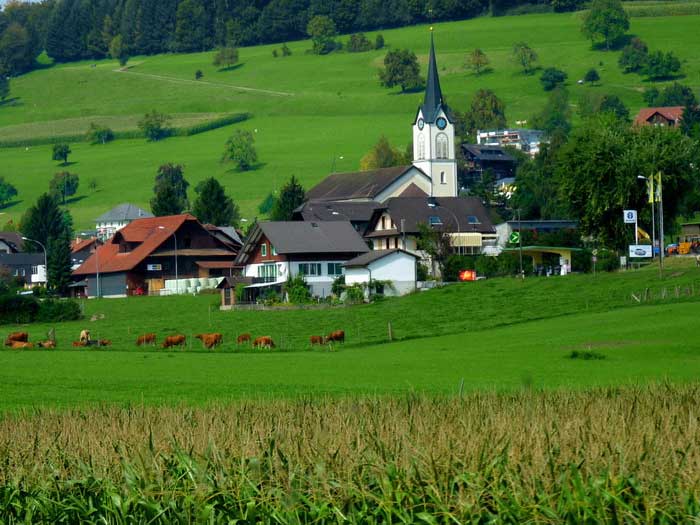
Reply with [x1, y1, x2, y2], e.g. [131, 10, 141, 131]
[0, 0, 583, 74]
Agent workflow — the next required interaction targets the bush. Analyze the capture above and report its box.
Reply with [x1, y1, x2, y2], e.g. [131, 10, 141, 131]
[332, 275, 345, 297]
[281, 43, 292, 56]
[417, 263, 429, 281]
[584, 68, 600, 83]
[195, 69, 203, 80]
[375, 34, 385, 50]
[595, 249, 619, 272]
[0, 294, 39, 324]
[618, 37, 648, 73]
[86, 123, 114, 145]
[138, 110, 172, 141]
[540, 67, 567, 91]
[235, 283, 247, 303]
[347, 33, 373, 53]
[36, 299, 81, 322]
[344, 284, 365, 304]
[569, 350, 606, 360]
[284, 274, 311, 304]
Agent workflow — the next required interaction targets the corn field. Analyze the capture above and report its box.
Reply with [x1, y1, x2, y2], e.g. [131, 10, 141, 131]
[1, 386, 700, 523]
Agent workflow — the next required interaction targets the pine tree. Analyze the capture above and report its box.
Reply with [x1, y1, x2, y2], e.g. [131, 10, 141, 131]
[47, 229, 73, 295]
[174, 0, 207, 52]
[20, 193, 65, 250]
[150, 163, 189, 216]
[271, 176, 305, 221]
[192, 177, 239, 226]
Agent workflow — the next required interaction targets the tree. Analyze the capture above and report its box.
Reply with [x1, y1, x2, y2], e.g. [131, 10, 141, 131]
[531, 86, 571, 140]
[462, 89, 507, 139]
[347, 33, 373, 53]
[511, 144, 567, 219]
[150, 163, 189, 216]
[20, 193, 69, 253]
[643, 83, 697, 107]
[47, 229, 73, 295]
[195, 69, 203, 80]
[581, 0, 629, 50]
[0, 70, 8, 102]
[540, 67, 567, 91]
[618, 37, 648, 73]
[281, 43, 292, 56]
[174, 0, 208, 52]
[558, 114, 700, 249]
[360, 136, 407, 171]
[192, 177, 239, 226]
[681, 104, 700, 140]
[271, 176, 305, 221]
[0, 22, 35, 74]
[466, 48, 490, 75]
[0, 177, 18, 208]
[306, 15, 337, 55]
[109, 34, 128, 67]
[642, 50, 681, 80]
[416, 222, 453, 278]
[379, 49, 422, 93]
[375, 34, 385, 50]
[49, 172, 79, 205]
[86, 123, 114, 144]
[138, 110, 171, 141]
[52, 143, 71, 165]
[584, 68, 600, 83]
[222, 129, 257, 170]
[512, 42, 538, 74]
[579, 92, 629, 121]
[213, 46, 239, 68]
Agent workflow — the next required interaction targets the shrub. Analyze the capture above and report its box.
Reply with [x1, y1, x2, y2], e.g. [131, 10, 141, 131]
[281, 43, 292, 56]
[595, 249, 619, 272]
[86, 123, 114, 145]
[584, 68, 600, 83]
[331, 275, 345, 296]
[540, 67, 567, 91]
[284, 274, 311, 304]
[344, 284, 365, 304]
[347, 33, 373, 53]
[375, 34, 384, 50]
[36, 299, 81, 322]
[618, 37, 648, 73]
[0, 294, 39, 324]
[569, 350, 606, 360]
[195, 69, 203, 80]
[417, 263, 429, 281]
[272, 49, 278, 58]
[235, 283, 247, 303]
[138, 110, 172, 141]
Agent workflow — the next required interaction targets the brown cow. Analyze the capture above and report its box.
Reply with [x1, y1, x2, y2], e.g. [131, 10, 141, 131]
[98, 339, 112, 347]
[162, 335, 186, 348]
[237, 333, 252, 345]
[5, 332, 29, 346]
[195, 333, 223, 349]
[10, 341, 34, 349]
[252, 336, 275, 349]
[72, 341, 87, 347]
[324, 330, 345, 344]
[136, 333, 157, 346]
[37, 340, 56, 349]
[310, 335, 324, 346]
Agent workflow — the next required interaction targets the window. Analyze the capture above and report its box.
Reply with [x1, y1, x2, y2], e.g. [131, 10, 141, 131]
[394, 238, 399, 249]
[261, 243, 267, 257]
[429, 216, 443, 226]
[467, 215, 481, 224]
[271, 245, 277, 256]
[31, 265, 38, 275]
[257, 264, 278, 280]
[417, 133, 425, 160]
[328, 263, 343, 276]
[381, 216, 386, 230]
[440, 171, 446, 184]
[436, 133, 449, 159]
[299, 263, 322, 276]
[385, 239, 390, 249]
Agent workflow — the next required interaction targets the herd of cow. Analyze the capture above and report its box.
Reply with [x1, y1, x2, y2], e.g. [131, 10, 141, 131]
[4, 329, 346, 351]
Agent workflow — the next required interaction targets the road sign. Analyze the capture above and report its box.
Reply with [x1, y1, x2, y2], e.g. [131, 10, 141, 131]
[629, 245, 652, 258]
[623, 210, 637, 224]
[592, 256, 597, 263]
[509, 232, 520, 244]
[592, 249, 598, 256]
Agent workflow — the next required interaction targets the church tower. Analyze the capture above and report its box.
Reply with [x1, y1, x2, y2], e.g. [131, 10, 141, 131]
[412, 33, 458, 198]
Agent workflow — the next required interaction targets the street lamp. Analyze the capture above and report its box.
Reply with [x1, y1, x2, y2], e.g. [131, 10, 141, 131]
[158, 226, 178, 294]
[638, 173, 664, 272]
[22, 236, 48, 289]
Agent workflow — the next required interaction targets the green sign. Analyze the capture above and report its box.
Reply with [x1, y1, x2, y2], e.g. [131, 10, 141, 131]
[509, 232, 520, 244]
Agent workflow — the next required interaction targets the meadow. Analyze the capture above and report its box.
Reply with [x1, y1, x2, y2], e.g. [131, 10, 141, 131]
[2, 12, 700, 228]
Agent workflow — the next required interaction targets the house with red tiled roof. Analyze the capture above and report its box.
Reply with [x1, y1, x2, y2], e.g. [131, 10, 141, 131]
[633, 106, 684, 127]
[71, 237, 101, 270]
[72, 214, 239, 298]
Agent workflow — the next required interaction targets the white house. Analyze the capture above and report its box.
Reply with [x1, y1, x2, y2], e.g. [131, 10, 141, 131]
[234, 221, 370, 300]
[344, 249, 418, 297]
[95, 203, 153, 240]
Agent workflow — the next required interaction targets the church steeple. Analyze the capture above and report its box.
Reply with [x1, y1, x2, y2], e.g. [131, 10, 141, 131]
[421, 32, 447, 123]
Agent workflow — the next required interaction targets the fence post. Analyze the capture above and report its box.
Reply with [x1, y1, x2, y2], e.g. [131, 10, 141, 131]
[388, 321, 393, 342]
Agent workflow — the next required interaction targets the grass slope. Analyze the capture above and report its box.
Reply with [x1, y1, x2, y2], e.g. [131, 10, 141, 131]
[1, 12, 700, 227]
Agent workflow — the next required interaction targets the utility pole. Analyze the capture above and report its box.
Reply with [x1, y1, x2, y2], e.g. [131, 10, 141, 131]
[658, 172, 664, 275]
[518, 209, 524, 279]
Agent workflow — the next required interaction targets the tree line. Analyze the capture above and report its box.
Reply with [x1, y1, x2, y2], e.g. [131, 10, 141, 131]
[0, 0, 591, 76]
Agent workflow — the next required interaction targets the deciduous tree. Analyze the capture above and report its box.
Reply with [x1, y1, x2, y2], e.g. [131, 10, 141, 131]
[360, 136, 407, 171]
[466, 48, 490, 75]
[461, 89, 507, 139]
[213, 46, 239, 68]
[222, 129, 257, 171]
[581, 0, 629, 50]
[51, 143, 71, 165]
[511, 42, 538, 74]
[49, 171, 79, 205]
[618, 37, 648, 73]
[0, 177, 18, 208]
[584, 68, 600, 83]
[379, 49, 422, 92]
[307, 15, 337, 55]
[540, 67, 567, 91]
[642, 50, 681, 80]
[138, 110, 171, 141]
[109, 34, 128, 67]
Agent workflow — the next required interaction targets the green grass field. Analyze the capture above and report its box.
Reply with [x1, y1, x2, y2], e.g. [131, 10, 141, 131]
[2, 260, 699, 409]
[2, 12, 700, 228]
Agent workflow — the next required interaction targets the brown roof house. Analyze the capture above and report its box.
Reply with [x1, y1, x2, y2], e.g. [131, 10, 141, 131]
[234, 221, 369, 300]
[73, 214, 238, 297]
[633, 106, 684, 127]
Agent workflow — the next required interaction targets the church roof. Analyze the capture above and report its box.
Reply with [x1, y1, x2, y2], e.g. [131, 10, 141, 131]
[419, 33, 451, 123]
[305, 165, 419, 201]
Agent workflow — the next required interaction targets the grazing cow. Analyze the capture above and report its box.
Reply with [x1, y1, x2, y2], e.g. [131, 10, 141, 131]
[72, 341, 87, 347]
[237, 333, 252, 345]
[310, 335, 324, 346]
[5, 332, 29, 346]
[195, 333, 223, 349]
[136, 333, 157, 346]
[10, 341, 34, 349]
[162, 335, 186, 349]
[252, 336, 275, 349]
[79, 329, 91, 343]
[324, 330, 345, 344]
[98, 339, 112, 347]
[37, 340, 56, 349]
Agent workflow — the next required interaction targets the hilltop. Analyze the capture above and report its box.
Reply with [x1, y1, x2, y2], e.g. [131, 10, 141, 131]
[2, 11, 700, 229]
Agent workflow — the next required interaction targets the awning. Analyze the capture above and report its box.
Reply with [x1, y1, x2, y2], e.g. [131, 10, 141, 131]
[245, 281, 285, 289]
[68, 280, 88, 288]
[450, 232, 482, 247]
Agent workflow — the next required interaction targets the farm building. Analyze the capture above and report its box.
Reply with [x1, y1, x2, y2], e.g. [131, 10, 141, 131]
[344, 249, 419, 297]
[633, 107, 684, 127]
[460, 144, 516, 187]
[234, 221, 370, 300]
[0, 253, 46, 287]
[94, 203, 153, 241]
[72, 214, 238, 297]
[0, 232, 23, 254]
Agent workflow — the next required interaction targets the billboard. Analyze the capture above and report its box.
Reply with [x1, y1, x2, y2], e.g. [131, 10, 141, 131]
[628, 245, 652, 258]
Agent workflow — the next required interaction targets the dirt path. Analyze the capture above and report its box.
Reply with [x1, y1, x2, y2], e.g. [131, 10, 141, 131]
[113, 69, 293, 97]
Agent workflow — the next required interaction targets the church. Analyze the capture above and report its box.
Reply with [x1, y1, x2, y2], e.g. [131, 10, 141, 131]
[300, 34, 496, 256]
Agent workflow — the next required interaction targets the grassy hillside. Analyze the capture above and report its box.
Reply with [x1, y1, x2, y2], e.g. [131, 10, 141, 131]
[1, 12, 700, 228]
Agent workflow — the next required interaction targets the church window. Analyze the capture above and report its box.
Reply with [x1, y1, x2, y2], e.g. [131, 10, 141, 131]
[417, 134, 425, 160]
[436, 133, 449, 159]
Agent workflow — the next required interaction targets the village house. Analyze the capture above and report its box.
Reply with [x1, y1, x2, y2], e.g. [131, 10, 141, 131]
[234, 221, 370, 300]
[0, 232, 23, 254]
[0, 253, 46, 287]
[476, 128, 545, 157]
[344, 249, 419, 297]
[95, 203, 153, 241]
[633, 106, 684, 127]
[460, 144, 516, 187]
[73, 214, 238, 298]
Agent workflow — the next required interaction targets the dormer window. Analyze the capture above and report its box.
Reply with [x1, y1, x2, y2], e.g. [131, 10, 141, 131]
[261, 243, 267, 257]
[429, 216, 443, 226]
[467, 215, 481, 224]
